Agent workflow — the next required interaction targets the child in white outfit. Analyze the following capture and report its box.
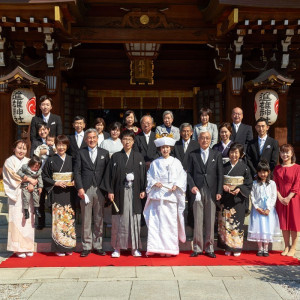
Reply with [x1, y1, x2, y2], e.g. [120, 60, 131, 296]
[247, 160, 281, 256]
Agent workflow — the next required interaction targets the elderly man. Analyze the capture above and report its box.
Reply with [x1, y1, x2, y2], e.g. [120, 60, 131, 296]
[231, 107, 253, 152]
[173, 123, 199, 228]
[155, 110, 180, 141]
[74, 128, 110, 257]
[134, 115, 159, 170]
[187, 130, 223, 258]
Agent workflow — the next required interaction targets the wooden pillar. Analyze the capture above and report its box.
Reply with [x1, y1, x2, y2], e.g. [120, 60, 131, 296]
[0, 94, 17, 166]
[273, 93, 288, 146]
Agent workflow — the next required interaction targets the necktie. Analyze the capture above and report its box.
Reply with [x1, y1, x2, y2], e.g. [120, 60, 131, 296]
[259, 139, 264, 155]
[184, 142, 188, 153]
[202, 151, 207, 164]
[235, 124, 239, 133]
[145, 134, 149, 144]
[90, 149, 96, 163]
[76, 135, 82, 148]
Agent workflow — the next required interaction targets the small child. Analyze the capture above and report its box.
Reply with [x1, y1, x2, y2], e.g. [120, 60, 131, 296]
[247, 160, 281, 256]
[17, 156, 43, 219]
[34, 134, 56, 168]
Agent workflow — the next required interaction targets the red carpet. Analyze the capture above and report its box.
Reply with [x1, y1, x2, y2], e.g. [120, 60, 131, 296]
[0, 251, 299, 268]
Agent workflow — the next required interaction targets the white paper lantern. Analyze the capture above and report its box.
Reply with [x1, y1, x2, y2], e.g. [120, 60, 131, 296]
[254, 89, 279, 125]
[11, 88, 36, 125]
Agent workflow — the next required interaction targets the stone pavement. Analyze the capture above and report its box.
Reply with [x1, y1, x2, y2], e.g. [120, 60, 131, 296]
[0, 253, 300, 300]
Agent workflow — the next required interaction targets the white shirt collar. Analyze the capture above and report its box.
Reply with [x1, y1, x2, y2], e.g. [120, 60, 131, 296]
[182, 139, 190, 145]
[88, 146, 97, 152]
[258, 135, 267, 141]
[42, 138, 46, 144]
[42, 113, 50, 122]
[143, 131, 151, 137]
[200, 147, 209, 154]
[75, 131, 84, 137]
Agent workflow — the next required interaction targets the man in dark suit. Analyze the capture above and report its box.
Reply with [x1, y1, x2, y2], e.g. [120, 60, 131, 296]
[173, 123, 199, 228]
[74, 128, 110, 257]
[67, 116, 88, 160]
[133, 115, 158, 170]
[247, 117, 279, 178]
[231, 107, 253, 153]
[30, 95, 62, 143]
[187, 130, 223, 258]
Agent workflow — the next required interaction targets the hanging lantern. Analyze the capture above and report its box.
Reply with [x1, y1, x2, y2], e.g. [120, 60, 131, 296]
[11, 88, 36, 125]
[254, 89, 279, 125]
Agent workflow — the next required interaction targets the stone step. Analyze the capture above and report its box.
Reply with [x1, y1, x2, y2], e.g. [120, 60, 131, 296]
[0, 196, 8, 213]
[0, 213, 8, 225]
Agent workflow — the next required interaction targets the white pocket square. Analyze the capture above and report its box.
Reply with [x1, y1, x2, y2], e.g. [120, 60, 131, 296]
[212, 159, 215, 162]
[101, 155, 104, 159]
[266, 145, 271, 149]
[51, 122, 55, 125]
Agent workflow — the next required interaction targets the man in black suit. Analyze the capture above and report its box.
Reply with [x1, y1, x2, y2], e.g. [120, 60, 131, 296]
[231, 107, 253, 153]
[187, 130, 223, 258]
[30, 95, 62, 143]
[247, 117, 279, 178]
[67, 116, 88, 160]
[173, 123, 199, 228]
[74, 128, 110, 257]
[133, 115, 158, 169]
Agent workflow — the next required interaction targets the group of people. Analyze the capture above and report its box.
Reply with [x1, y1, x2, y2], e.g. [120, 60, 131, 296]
[2, 95, 299, 259]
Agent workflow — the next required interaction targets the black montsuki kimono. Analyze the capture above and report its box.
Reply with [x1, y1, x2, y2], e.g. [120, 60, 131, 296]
[101, 149, 146, 215]
[42, 154, 76, 253]
[217, 160, 253, 253]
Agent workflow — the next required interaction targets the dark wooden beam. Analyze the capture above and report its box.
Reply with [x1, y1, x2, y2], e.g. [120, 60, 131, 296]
[71, 27, 216, 43]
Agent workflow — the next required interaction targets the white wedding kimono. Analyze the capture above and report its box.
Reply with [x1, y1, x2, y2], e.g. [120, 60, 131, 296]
[3, 155, 35, 252]
[144, 156, 186, 255]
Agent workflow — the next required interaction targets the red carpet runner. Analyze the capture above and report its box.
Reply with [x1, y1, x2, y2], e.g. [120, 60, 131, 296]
[0, 251, 299, 268]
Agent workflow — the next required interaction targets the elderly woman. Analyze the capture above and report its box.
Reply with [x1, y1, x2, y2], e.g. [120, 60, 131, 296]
[122, 110, 142, 135]
[155, 110, 180, 141]
[42, 135, 76, 256]
[192, 108, 218, 147]
[101, 130, 146, 258]
[100, 122, 123, 158]
[144, 136, 186, 256]
[94, 117, 110, 146]
[212, 122, 233, 164]
[217, 143, 252, 257]
[3, 140, 35, 258]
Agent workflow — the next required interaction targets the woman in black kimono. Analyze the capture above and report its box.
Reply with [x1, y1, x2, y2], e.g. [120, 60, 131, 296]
[42, 135, 76, 256]
[217, 143, 252, 257]
[101, 130, 146, 258]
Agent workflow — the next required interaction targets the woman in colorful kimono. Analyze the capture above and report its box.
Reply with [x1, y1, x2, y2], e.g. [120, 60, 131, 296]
[3, 140, 34, 258]
[42, 135, 76, 256]
[217, 143, 253, 257]
[144, 136, 186, 256]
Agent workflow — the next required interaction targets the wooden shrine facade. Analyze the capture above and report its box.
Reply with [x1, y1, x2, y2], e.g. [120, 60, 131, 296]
[0, 0, 300, 164]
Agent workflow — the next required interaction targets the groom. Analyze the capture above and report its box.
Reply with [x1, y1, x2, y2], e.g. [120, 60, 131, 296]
[187, 130, 223, 258]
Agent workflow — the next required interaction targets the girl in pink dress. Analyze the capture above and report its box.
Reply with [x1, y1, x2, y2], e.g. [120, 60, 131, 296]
[273, 144, 300, 257]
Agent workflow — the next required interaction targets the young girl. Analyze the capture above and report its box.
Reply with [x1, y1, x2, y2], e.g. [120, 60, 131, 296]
[247, 160, 281, 256]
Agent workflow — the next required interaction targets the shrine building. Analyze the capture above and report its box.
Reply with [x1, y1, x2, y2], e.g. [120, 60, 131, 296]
[0, 0, 299, 164]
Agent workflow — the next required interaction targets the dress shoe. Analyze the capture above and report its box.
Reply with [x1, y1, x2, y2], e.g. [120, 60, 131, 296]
[256, 250, 263, 257]
[263, 251, 269, 257]
[80, 250, 91, 257]
[34, 207, 42, 218]
[93, 249, 106, 256]
[190, 252, 201, 257]
[24, 209, 29, 219]
[205, 252, 216, 258]
[132, 249, 142, 257]
[111, 249, 120, 258]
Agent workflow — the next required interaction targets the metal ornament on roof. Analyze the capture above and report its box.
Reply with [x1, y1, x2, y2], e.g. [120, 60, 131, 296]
[11, 88, 36, 125]
[254, 89, 279, 125]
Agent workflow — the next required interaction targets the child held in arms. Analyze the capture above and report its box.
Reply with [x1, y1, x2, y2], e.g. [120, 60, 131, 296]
[17, 156, 43, 219]
[34, 134, 57, 168]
